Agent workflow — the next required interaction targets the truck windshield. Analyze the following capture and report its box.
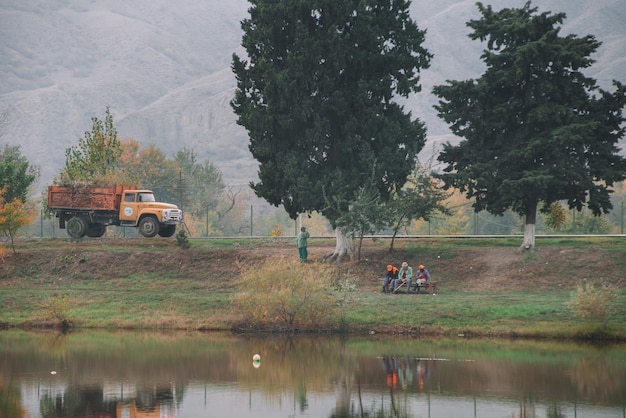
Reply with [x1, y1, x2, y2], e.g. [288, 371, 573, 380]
[138, 193, 156, 202]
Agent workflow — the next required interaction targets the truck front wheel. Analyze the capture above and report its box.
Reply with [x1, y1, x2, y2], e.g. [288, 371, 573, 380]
[66, 217, 88, 239]
[158, 224, 176, 237]
[138, 216, 159, 238]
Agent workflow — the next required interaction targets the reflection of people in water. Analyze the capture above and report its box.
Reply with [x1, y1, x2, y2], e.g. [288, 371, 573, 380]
[416, 359, 432, 390]
[401, 357, 413, 389]
[382, 356, 398, 389]
[383, 356, 432, 391]
[394, 357, 413, 390]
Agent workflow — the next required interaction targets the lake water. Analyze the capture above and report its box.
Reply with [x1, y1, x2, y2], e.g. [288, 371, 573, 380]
[0, 330, 624, 418]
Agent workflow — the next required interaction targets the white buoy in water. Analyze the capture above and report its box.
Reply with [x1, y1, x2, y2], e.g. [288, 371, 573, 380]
[253, 354, 261, 362]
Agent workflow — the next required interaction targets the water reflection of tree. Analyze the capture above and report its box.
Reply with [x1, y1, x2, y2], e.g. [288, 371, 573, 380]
[6, 331, 626, 417]
[328, 355, 431, 418]
[135, 383, 184, 414]
[546, 402, 567, 418]
[329, 381, 415, 418]
[237, 336, 358, 393]
[39, 383, 183, 418]
[567, 355, 618, 401]
[0, 375, 25, 418]
[242, 336, 378, 418]
[40, 387, 117, 418]
[297, 379, 308, 412]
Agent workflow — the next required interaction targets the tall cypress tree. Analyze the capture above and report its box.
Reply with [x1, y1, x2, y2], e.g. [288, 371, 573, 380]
[433, 2, 626, 250]
[232, 0, 431, 260]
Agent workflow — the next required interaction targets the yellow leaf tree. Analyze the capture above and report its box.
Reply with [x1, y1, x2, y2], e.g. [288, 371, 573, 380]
[0, 186, 35, 254]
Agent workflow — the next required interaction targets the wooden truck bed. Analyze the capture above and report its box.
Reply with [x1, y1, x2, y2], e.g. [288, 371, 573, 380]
[48, 185, 137, 211]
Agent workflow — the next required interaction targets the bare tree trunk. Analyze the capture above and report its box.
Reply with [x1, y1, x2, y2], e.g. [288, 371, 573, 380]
[357, 233, 364, 261]
[389, 229, 399, 252]
[217, 186, 240, 221]
[389, 214, 406, 252]
[324, 227, 355, 263]
[520, 202, 537, 251]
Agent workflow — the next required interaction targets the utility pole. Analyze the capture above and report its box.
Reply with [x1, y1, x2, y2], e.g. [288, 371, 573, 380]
[178, 170, 184, 213]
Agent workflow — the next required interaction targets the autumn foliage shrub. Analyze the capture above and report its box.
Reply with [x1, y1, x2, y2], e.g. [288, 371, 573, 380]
[232, 258, 341, 331]
[45, 294, 73, 330]
[566, 281, 618, 327]
[0, 186, 35, 254]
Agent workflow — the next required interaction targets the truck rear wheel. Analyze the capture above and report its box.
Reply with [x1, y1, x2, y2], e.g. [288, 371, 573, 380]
[66, 217, 88, 239]
[138, 216, 159, 238]
[158, 224, 176, 237]
[87, 223, 106, 238]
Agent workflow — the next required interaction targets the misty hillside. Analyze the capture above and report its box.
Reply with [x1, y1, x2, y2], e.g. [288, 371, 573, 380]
[1, 0, 624, 188]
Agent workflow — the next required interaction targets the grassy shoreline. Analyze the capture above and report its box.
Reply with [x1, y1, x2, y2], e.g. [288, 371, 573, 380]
[1, 237, 625, 340]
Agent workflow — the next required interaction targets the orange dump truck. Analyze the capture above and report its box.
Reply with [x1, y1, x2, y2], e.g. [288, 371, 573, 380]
[47, 185, 183, 238]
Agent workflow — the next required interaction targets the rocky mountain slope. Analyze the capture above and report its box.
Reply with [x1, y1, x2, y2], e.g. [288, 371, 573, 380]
[1, 0, 624, 187]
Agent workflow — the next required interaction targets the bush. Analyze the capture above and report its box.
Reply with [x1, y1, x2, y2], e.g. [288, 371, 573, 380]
[270, 224, 283, 236]
[46, 294, 72, 329]
[232, 258, 341, 331]
[176, 229, 191, 249]
[566, 281, 618, 327]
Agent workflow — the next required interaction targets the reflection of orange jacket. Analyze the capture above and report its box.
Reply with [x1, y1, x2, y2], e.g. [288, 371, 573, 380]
[387, 371, 398, 388]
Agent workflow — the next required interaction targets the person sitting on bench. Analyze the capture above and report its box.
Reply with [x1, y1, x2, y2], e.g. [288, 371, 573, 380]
[413, 265, 431, 293]
[393, 262, 413, 294]
[382, 264, 398, 293]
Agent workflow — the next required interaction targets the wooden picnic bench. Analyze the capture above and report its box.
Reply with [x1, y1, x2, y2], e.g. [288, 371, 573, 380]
[391, 281, 437, 294]
[414, 281, 437, 295]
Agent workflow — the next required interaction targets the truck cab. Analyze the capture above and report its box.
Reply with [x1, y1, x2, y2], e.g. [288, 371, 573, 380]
[119, 190, 183, 237]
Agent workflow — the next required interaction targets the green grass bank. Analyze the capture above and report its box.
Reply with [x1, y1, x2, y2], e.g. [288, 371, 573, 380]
[0, 236, 624, 340]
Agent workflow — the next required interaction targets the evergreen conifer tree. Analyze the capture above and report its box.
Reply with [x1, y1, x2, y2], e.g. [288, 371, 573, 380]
[433, 2, 626, 249]
[232, 0, 432, 260]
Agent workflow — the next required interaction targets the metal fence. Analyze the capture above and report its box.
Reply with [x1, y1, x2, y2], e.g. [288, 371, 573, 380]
[26, 200, 626, 239]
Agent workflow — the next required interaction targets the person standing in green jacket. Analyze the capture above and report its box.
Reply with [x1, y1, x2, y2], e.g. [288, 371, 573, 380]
[296, 226, 310, 263]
